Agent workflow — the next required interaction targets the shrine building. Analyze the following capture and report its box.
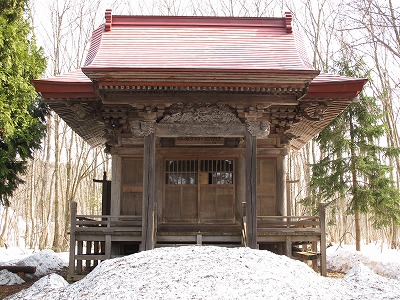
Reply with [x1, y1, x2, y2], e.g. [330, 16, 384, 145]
[32, 10, 367, 280]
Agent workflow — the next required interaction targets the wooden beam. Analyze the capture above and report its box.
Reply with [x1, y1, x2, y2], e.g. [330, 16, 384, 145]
[245, 130, 257, 249]
[141, 131, 156, 250]
[103, 92, 299, 106]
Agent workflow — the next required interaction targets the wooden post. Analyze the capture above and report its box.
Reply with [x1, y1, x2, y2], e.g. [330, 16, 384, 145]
[142, 131, 156, 250]
[245, 130, 257, 249]
[77, 241, 83, 274]
[85, 241, 92, 270]
[111, 155, 122, 215]
[285, 236, 292, 257]
[94, 172, 111, 215]
[105, 235, 111, 259]
[276, 154, 287, 216]
[68, 202, 77, 280]
[319, 202, 327, 276]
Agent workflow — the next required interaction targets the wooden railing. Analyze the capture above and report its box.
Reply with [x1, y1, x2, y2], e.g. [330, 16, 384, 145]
[68, 202, 142, 281]
[256, 203, 326, 276]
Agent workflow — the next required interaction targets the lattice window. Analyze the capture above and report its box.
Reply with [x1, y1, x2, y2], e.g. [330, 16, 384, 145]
[200, 160, 234, 185]
[165, 159, 234, 185]
[165, 160, 198, 185]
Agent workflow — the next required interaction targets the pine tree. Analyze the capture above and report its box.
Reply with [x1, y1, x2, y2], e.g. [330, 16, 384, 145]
[0, 0, 47, 205]
[307, 58, 400, 251]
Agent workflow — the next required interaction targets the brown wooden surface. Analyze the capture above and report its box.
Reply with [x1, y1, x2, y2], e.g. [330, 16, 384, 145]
[68, 202, 77, 280]
[121, 158, 143, 215]
[142, 132, 156, 250]
[164, 185, 197, 222]
[256, 158, 276, 216]
[319, 202, 327, 276]
[0, 266, 36, 273]
[245, 131, 257, 249]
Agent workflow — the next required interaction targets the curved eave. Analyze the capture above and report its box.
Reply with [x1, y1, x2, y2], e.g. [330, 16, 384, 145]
[289, 75, 368, 150]
[305, 77, 368, 99]
[32, 80, 96, 99]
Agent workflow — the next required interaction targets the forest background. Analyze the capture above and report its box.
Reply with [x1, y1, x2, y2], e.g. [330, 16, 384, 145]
[1, 0, 399, 252]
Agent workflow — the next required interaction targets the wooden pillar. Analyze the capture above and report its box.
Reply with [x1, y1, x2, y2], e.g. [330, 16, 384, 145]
[245, 130, 257, 249]
[141, 131, 156, 250]
[68, 201, 77, 280]
[110, 154, 121, 216]
[276, 154, 287, 216]
[319, 202, 327, 276]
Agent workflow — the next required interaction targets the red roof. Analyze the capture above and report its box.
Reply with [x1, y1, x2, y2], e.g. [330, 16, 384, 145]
[31, 11, 367, 148]
[82, 14, 313, 73]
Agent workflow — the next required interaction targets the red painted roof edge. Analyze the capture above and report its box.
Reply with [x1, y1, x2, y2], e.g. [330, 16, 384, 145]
[305, 76, 367, 99]
[108, 14, 288, 29]
[82, 67, 320, 75]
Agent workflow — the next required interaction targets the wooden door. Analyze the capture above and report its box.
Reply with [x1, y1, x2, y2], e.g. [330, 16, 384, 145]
[199, 160, 235, 222]
[257, 158, 276, 216]
[120, 158, 143, 215]
[164, 160, 198, 222]
[163, 159, 235, 223]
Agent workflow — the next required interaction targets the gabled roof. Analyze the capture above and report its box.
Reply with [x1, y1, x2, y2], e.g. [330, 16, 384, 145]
[83, 13, 313, 72]
[32, 11, 367, 149]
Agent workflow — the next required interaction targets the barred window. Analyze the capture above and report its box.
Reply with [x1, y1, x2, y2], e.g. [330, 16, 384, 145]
[165, 159, 234, 185]
[165, 160, 198, 185]
[200, 160, 234, 185]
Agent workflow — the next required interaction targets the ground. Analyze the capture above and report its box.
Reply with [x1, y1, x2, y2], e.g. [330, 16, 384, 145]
[0, 244, 399, 299]
[0, 267, 67, 299]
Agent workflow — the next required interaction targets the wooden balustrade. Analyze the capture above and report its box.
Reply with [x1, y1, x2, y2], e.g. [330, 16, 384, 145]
[256, 203, 326, 276]
[68, 202, 142, 281]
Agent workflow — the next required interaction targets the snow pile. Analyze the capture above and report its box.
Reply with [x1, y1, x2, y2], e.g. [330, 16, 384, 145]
[5, 274, 69, 299]
[6, 246, 400, 300]
[0, 270, 25, 285]
[343, 262, 400, 299]
[14, 249, 68, 277]
[0, 248, 68, 282]
[327, 244, 400, 279]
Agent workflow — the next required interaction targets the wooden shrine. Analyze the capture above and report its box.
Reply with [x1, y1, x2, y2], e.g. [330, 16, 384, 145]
[32, 10, 367, 280]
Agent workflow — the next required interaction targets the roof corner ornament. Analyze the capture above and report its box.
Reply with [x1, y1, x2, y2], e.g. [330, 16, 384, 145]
[301, 103, 328, 121]
[105, 9, 112, 32]
[285, 12, 292, 34]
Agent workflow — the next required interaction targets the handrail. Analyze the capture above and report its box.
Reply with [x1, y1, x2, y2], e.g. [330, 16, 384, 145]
[74, 215, 142, 228]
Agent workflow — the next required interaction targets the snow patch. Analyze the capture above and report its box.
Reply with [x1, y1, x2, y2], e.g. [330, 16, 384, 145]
[2, 249, 69, 278]
[0, 270, 25, 285]
[6, 246, 400, 300]
[327, 244, 400, 279]
[5, 274, 68, 300]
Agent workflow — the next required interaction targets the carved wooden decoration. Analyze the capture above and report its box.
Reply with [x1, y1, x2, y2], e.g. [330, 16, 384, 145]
[160, 103, 241, 124]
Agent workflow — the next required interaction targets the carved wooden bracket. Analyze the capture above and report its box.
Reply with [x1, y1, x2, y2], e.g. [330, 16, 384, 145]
[130, 120, 155, 137]
[299, 102, 328, 121]
[246, 121, 271, 138]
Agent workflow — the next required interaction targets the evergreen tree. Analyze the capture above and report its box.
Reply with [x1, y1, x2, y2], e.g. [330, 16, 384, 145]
[0, 0, 47, 206]
[307, 58, 400, 251]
